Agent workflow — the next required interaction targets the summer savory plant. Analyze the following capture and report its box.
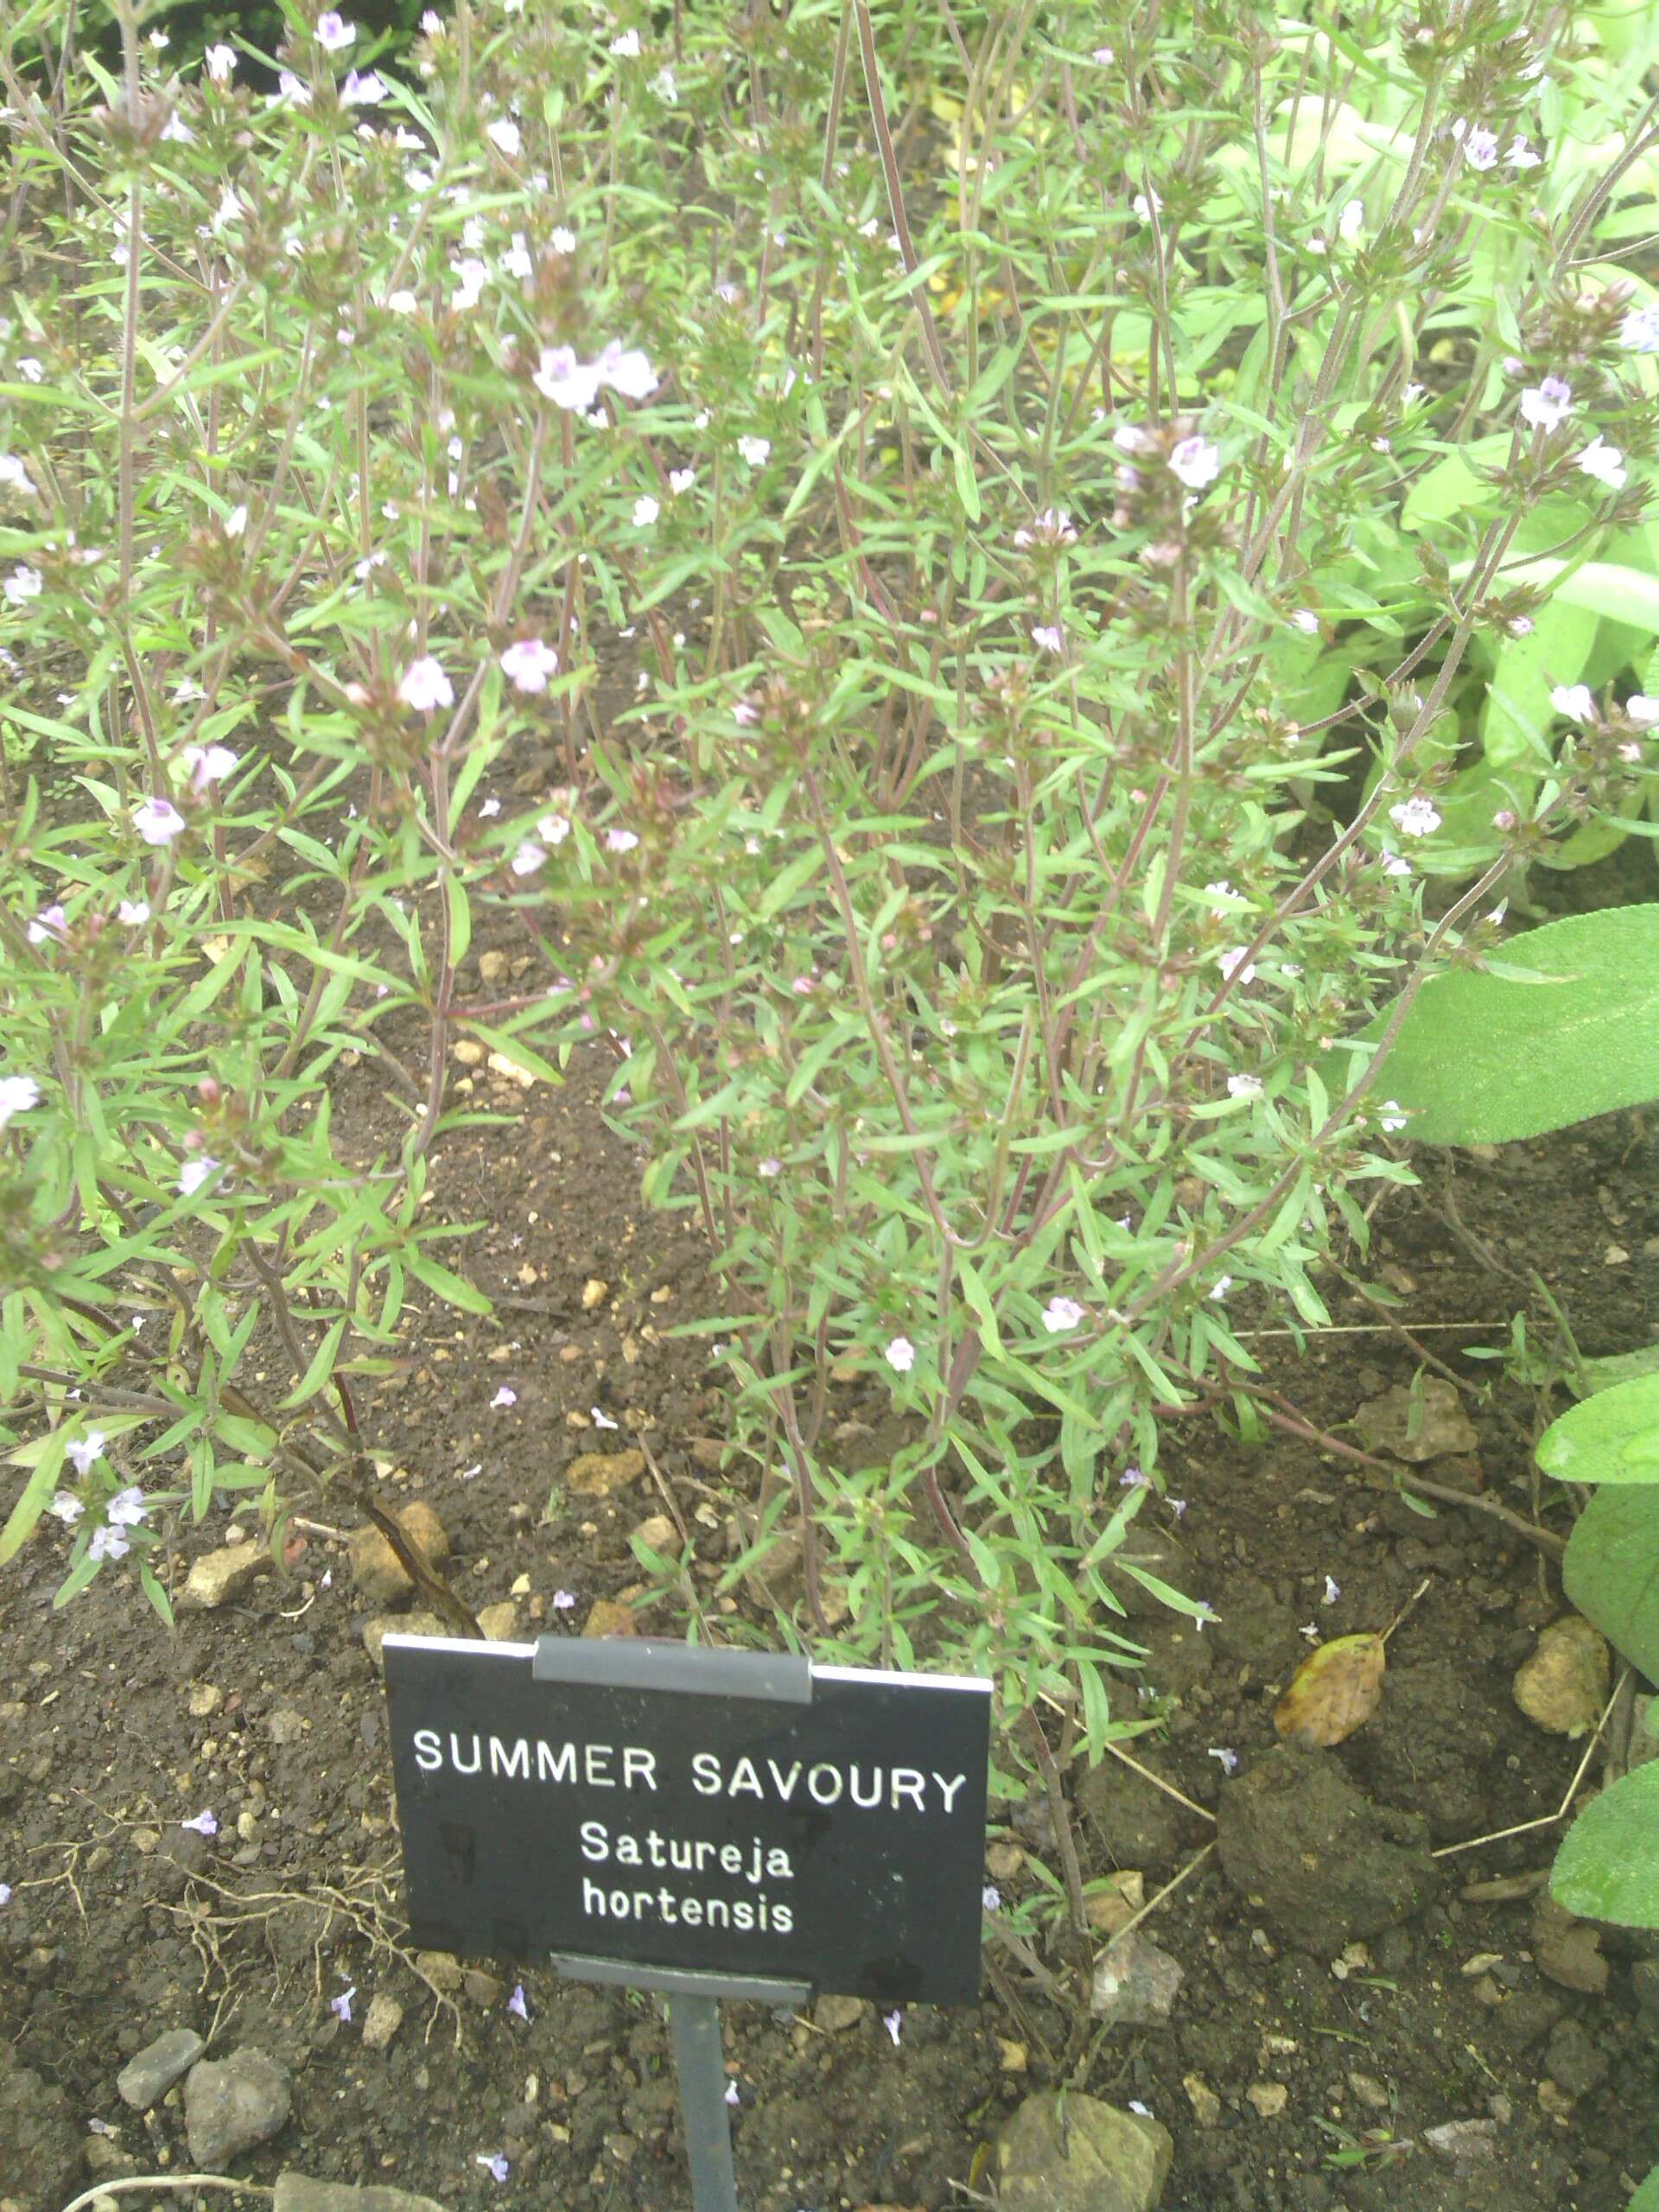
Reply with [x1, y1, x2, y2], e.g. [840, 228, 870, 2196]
[3, 0, 1659, 1985]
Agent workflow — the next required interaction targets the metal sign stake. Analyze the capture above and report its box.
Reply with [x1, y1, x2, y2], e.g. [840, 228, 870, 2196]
[668, 1993, 739, 2212]
[552, 1955, 810, 2212]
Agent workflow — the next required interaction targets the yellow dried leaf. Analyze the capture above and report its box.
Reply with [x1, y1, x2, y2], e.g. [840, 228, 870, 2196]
[1274, 1632, 1386, 1748]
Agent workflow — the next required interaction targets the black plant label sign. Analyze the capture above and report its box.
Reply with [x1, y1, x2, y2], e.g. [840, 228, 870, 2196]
[384, 1637, 992, 2005]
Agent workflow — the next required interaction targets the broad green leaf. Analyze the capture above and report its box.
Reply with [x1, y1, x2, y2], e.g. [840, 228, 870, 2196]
[1573, 1344, 1659, 1397]
[1479, 601, 1599, 770]
[1552, 1763, 1659, 1927]
[1370, 906, 1659, 1142]
[1563, 1486, 1659, 1682]
[1538, 1373, 1659, 1483]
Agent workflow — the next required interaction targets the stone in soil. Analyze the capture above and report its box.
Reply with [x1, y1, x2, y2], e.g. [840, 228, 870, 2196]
[175, 1539, 271, 1611]
[1512, 1614, 1611, 1737]
[811, 1993, 865, 2033]
[995, 2090, 1173, 2212]
[1215, 1742, 1440, 1955]
[184, 2047, 293, 2167]
[362, 1611, 447, 1672]
[349, 1502, 451, 1606]
[1090, 1929, 1184, 2026]
[274, 2178, 451, 2212]
[117, 2026, 204, 2108]
[1530, 1897, 1609, 1996]
[564, 1449, 645, 1497]
[1352, 1376, 1478, 1461]
[582, 1599, 639, 1637]
[360, 1993, 405, 2051]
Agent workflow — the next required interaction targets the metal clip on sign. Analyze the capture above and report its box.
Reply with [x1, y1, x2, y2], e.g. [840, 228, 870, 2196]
[383, 1633, 992, 2212]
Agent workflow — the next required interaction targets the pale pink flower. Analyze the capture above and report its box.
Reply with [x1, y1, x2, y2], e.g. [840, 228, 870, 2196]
[1461, 125, 1500, 170]
[605, 827, 639, 853]
[1551, 683, 1596, 722]
[181, 1809, 219, 1836]
[551, 1590, 576, 1610]
[1168, 435, 1221, 490]
[1031, 624, 1064, 654]
[885, 1335, 916, 1374]
[491, 1385, 518, 1408]
[181, 743, 238, 791]
[594, 342, 657, 401]
[26, 906, 66, 946]
[133, 797, 187, 846]
[537, 812, 571, 845]
[501, 637, 559, 692]
[1042, 1296, 1085, 1333]
[532, 346, 602, 412]
[341, 68, 385, 104]
[330, 1986, 354, 2022]
[397, 656, 453, 713]
[0, 1073, 39, 1135]
[510, 842, 547, 876]
[1289, 608, 1320, 634]
[3, 563, 42, 606]
[1217, 948, 1255, 984]
[178, 1156, 221, 1198]
[507, 1985, 529, 2018]
[1578, 435, 1627, 489]
[1520, 377, 1571, 430]
[0, 456, 38, 496]
[1389, 794, 1441, 837]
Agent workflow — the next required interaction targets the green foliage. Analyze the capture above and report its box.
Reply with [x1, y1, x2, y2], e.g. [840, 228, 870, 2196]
[1552, 1764, 1659, 1928]
[1537, 1371, 1659, 1483]
[1366, 907, 1659, 1143]
[1562, 1491, 1659, 1687]
[3, 0, 1659, 2004]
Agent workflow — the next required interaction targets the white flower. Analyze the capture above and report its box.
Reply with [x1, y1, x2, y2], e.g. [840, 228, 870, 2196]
[87, 1524, 130, 1563]
[0, 455, 35, 496]
[604, 827, 639, 854]
[758, 1156, 781, 1177]
[1300, 1620, 1320, 1642]
[1209, 1275, 1232, 1300]
[510, 841, 547, 876]
[133, 796, 187, 846]
[181, 1809, 219, 1837]
[492, 1385, 518, 1408]
[551, 226, 576, 255]
[1619, 303, 1659, 354]
[1322, 1573, 1341, 1605]
[1031, 624, 1064, 654]
[632, 494, 660, 527]
[1132, 188, 1161, 222]
[1578, 435, 1627, 489]
[885, 1335, 916, 1374]
[0, 1074, 41, 1128]
[651, 67, 678, 101]
[1377, 1101, 1408, 1133]
[178, 1156, 221, 1198]
[65, 1432, 106, 1477]
[181, 743, 238, 791]
[1217, 948, 1255, 984]
[1041, 1296, 1086, 1334]
[205, 43, 237, 81]
[397, 656, 454, 713]
[383, 286, 418, 317]
[1389, 794, 1441, 837]
[118, 900, 150, 925]
[882, 2009, 903, 2045]
[26, 905, 66, 946]
[1625, 696, 1659, 726]
[421, 9, 443, 30]
[3, 563, 42, 606]
[487, 117, 523, 157]
[502, 235, 533, 281]
[275, 70, 312, 105]
[1380, 851, 1412, 878]
[451, 257, 489, 311]
[591, 1407, 619, 1430]
[1208, 1746, 1239, 1775]
[1505, 136, 1542, 169]
[532, 346, 602, 412]
[106, 1486, 148, 1527]
[737, 435, 771, 467]
[609, 29, 641, 57]
[1520, 377, 1571, 430]
[1226, 1072, 1263, 1101]
[669, 467, 696, 495]
[48, 1492, 84, 1523]
[1168, 435, 1221, 490]
[1550, 683, 1596, 722]
[1338, 200, 1364, 245]
[17, 359, 43, 384]
[499, 637, 559, 695]
[537, 812, 571, 845]
[341, 68, 385, 104]
[316, 12, 356, 52]
[1289, 608, 1320, 634]
[1462, 125, 1500, 170]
